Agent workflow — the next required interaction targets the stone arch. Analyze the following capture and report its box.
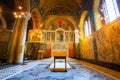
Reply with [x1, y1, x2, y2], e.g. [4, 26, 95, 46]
[44, 17, 75, 30]
[31, 8, 42, 29]
[0, 14, 7, 30]
[43, 15, 78, 31]
[79, 10, 88, 39]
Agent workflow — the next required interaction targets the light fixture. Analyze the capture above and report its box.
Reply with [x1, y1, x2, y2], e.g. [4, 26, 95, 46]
[13, 12, 17, 15]
[13, 12, 25, 18]
[100, 8, 104, 12]
[98, 13, 104, 20]
[18, 6, 22, 10]
[21, 12, 24, 15]
[13, 6, 24, 18]
[19, 15, 22, 18]
[98, 7, 105, 21]
[15, 15, 18, 18]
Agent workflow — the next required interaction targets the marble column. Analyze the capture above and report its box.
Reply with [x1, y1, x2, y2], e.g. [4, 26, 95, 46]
[14, 13, 31, 64]
[7, 19, 20, 64]
[75, 29, 80, 59]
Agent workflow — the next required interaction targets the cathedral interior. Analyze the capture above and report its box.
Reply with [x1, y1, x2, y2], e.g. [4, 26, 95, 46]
[0, 0, 120, 80]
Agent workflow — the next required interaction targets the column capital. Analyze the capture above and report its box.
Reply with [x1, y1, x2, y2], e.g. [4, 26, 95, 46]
[24, 12, 31, 20]
[14, 12, 31, 20]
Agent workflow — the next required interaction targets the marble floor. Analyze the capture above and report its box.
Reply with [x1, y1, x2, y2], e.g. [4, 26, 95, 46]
[48, 62, 72, 69]
[0, 58, 120, 80]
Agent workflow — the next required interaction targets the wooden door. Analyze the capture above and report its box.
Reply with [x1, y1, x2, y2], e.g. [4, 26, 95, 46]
[68, 43, 75, 58]
[45, 43, 51, 57]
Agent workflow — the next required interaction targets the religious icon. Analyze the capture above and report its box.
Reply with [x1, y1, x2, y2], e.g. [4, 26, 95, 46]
[47, 32, 50, 41]
[56, 30, 64, 42]
[51, 32, 55, 41]
[31, 32, 42, 41]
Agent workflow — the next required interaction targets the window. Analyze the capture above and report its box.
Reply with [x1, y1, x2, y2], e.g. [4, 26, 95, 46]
[102, 0, 120, 23]
[84, 17, 92, 37]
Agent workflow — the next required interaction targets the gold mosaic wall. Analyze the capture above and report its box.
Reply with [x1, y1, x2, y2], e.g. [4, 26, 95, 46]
[80, 36, 95, 60]
[80, 19, 120, 65]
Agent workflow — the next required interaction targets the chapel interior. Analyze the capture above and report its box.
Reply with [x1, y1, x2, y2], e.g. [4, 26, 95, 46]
[0, 0, 120, 80]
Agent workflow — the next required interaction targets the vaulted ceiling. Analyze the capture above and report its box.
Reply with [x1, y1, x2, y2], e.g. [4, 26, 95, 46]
[0, 0, 92, 30]
[32, 0, 89, 16]
[30, 0, 91, 30]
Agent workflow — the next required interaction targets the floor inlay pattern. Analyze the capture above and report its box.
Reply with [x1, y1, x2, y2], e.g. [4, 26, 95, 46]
[6, 61, 114, 80]
[0, 60, 42, 80]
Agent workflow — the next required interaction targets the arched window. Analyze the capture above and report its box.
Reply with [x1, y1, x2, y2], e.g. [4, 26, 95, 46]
[84, 17, 92, 37]
[102, 0, 120, 23]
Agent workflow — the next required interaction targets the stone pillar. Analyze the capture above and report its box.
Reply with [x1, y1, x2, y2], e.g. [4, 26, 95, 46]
[75, 29, 80, 59]
[8, 0, 30, 64]
[7, 19, 20, 64]
[14, 13, 31, 64]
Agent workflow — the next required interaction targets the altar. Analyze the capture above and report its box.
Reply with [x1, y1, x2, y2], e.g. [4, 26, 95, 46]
[26, 27, 75, 60]
[52, 44, 67, 72]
